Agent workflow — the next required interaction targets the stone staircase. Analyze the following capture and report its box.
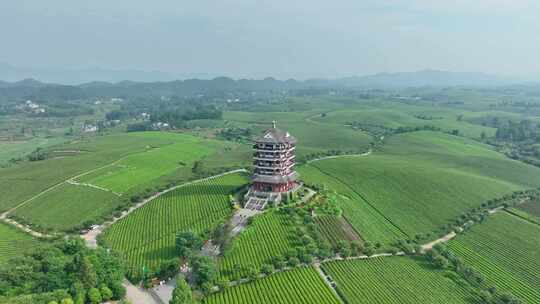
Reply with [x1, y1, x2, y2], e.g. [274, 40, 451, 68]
[244, 196, 268, 211]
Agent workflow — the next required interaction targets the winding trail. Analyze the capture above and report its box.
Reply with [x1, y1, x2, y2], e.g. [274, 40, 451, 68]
[0, 157, 134, 238]
[66, 179, 121, 196]
[83, 169, 248, 303]
[420, 205, 508, 252]
[82, 169, 247, 248]
[306, 150, 371, 164]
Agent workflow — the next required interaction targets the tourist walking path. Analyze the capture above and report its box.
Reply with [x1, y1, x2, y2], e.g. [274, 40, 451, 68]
[82, 169, 247, 248]
[306, 150, 371, 164]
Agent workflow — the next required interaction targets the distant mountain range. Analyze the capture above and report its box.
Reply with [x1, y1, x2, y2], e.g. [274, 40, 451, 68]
[0, 64, 534, 98]
[0, 62, 218, 85]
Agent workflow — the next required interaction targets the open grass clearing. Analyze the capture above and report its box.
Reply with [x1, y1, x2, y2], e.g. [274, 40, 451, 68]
[11, 183, 122, 232]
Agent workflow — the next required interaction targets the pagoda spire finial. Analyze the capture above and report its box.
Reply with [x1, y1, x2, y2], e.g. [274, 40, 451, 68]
[272, 120, 276, 129]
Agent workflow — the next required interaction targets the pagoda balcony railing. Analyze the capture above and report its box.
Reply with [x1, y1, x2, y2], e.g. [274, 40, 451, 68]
[254, 171, 293, 177]
[253, 164, 294, 171]
[253, 147, 295, 153]
[253, 144, 296, 150]
[253, 155, 295, 161]
[253, 171, 296, 178]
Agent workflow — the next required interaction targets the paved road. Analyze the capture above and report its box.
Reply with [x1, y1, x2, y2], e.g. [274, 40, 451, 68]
[124, 280, 160, 304]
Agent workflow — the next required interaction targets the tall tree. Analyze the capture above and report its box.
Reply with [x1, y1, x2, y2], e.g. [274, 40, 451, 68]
[169, 277, 193, 304]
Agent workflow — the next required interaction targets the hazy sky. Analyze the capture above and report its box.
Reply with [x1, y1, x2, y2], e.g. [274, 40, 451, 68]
[1, 0, 540, 79]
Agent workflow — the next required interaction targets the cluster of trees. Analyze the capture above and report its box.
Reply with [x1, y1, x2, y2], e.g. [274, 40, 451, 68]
[425, 244, 522, 304]
[169, 277, 193, 304]
[0, 238, 125, 304]
[483, 118, 540, 167]
[33, 103, 95, 118]
[414, 114, 442, 120]
[28, 147, 47, 161]
[347, 121, 461, 143]
[173, 231, 218, 295]
[224, 203, 382, 285]
[348, 122, 393, 139]
[494, 119, 540, 142]
[109, 97, 223, 132]
[216, 127, 252, 142]
[434, 189, 540, 238]
[0, 103, 17, 116]
[302, 191, 342, 217]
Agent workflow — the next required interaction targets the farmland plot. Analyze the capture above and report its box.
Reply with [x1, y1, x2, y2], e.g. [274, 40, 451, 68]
[304, 132, 540, 239]
[448, 212, 540, 303]
[204, 267, 340, 304]
[0, 222, 39, 264]
[323, 257, 479, 304]
[78, 133, 224, 193]
[0, 132, 197, 212]
[219, 211, 295, 280]
[314, 215, 362, 247]
[299, 165, 406, 246]
[103, 172, 248, 274]
[11, 183, 122, 232]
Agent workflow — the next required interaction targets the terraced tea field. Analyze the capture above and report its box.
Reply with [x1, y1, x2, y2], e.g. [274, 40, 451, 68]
[11, 183, 122, 232]
[311, 104, 496, 139]
[299, 165, 406, 246]
[0, 222, 39, 264]
[204, 267, 340, 304]
[322, 257, 479, 304]
[302, 132, 540, 241]
[448, 212, 540, 303]
[103, 172, 248, 274]
[314, 215, 361, 247]
[219, 211, 294, 280]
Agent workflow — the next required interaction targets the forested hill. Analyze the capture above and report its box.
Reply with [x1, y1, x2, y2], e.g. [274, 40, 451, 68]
[0, 71, 529, 101]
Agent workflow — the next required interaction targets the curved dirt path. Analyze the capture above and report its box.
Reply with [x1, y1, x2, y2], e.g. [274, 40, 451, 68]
[82, 169, 247, 248]
[421, 205, 507, 252]
[306, 150, 372, 164]
[0, 157, 134, 238]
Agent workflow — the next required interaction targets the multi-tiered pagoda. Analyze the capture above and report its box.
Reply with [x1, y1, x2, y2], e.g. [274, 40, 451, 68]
[245, 122, 299, 209]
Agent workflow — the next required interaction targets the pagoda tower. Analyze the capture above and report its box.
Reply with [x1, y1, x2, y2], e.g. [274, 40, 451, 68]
[246, 122, 298, 209]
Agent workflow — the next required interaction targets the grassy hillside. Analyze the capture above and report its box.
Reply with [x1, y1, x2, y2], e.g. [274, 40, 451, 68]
[323, 257, 479, 304]
[0, 132, 187, 212]
[298, 165, 406, 246]
[0, 137, 68, 166]
[77, 132, 223, 193]
[103, 172, 248, 275]
[311, 103, 496, 139]
[300, 132, 540, 243]
[223, 111, 372, 156]
[448, 212, 540, 303]
[11, 183, 122, 232]
[0, 222, 39, 264]
[204, 267, 340, 304]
